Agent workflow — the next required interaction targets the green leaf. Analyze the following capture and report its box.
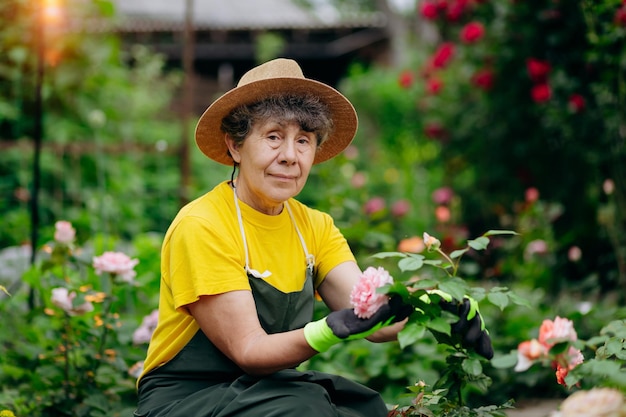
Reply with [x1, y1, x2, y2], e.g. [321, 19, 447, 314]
[411, 278, 439, 290]
[490, 351, 519, 369]
[438, 278, 468, 301]
[398, 323, 426, 349]
[427, 317, 451, 335]
[450, 248, 469, 259]
[483, 230, 519, 236]
[398, 255, 424, 272]
[487, 291, 509, 310]
[507, 292, 532, 309]
[462, 357, 483, 376]
[371, 251, 406, 259]
[467, 236, 490, 251]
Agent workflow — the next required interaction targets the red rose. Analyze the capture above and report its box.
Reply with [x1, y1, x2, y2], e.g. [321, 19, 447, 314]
[568, 94, 586, 113]
[526, 58, 551, 83]
[432, 42, 455, 68]
[426, 76, 444, 94]
[531, 83, 552, 103]
[446, 0, 469, 22]
[615, 5, 626, 26]
[420, 0, 439, 20]
[424, 122, 448, 140]
[471, 68, 494, 91]
[460, 21, 485, 43]
[398, 70, 415, 89]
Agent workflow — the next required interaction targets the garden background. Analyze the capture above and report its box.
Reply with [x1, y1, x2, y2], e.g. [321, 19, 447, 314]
[0, 0, 625, 416]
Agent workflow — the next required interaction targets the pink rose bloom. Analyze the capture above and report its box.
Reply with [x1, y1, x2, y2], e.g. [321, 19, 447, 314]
[133, 309, 159, 344]
[364, 197, 386, 215]
[51, 287, 94, 316]
[524, 239, 549, 259]
[525, 187, 540, 203]
[93, 251, 139, 283]
[54, 220, 76, 245]
[432, 187, 454, 205]
[539, 316, 578, 347]
[391, 199, 411, 218]
[350, 267, 394, 319]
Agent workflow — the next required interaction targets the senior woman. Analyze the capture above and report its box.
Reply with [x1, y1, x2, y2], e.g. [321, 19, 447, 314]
[134, 58, 412, 417]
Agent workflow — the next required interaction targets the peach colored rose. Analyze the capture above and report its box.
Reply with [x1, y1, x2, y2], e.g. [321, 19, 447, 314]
[551, 388, 626, 417]
[423, 232, 441, 251]
[515, 339, 547, 371]
[398, 236, 425, 254]
[350, 267, 394, 319]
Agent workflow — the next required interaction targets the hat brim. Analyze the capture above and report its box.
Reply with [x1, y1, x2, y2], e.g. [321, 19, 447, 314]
[195, 77, 358, 166]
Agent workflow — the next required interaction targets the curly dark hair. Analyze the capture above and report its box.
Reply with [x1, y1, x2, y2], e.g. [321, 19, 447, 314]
[220, 94, 334, 149]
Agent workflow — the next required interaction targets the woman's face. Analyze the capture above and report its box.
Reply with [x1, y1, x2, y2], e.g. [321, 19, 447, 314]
[225, 118, 317, 215]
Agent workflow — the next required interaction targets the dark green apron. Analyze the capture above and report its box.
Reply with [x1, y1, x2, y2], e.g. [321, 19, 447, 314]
[135, 266, 388, 417]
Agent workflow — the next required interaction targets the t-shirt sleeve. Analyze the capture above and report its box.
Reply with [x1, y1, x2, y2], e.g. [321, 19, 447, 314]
[311, 211, 356, 289]
[166, 215, 250, 311]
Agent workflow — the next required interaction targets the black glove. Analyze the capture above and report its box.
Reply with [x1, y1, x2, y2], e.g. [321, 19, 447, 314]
[438, 295, 494, 359]
[303, 295, 413, 352]
[327, 295, 413, 338]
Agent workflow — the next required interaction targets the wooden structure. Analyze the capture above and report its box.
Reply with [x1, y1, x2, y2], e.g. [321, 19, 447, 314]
[112, 0, 391, 107]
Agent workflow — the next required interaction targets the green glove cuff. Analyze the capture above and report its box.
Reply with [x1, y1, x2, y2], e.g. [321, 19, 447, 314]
[303, 316, 393, 353]
[303, 317, 341, 353]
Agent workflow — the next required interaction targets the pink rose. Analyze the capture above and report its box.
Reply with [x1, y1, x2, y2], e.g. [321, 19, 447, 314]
[423, 232, 441, 251]
[54, 220, 76, 245]
[391, 200, 411, 218]
[539, 316, 577, 347]
[132, 309, 159, 344]
[364, 197, 386, 215]
[432, 186, 454, 205]
[51, 287, 94, 316]
[554, 388, 626, 417]
[93, 251, 139, 283]
[350, 267, 394, 319]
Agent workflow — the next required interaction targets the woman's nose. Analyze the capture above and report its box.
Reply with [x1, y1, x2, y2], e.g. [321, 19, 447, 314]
[279, 139, 297, 163]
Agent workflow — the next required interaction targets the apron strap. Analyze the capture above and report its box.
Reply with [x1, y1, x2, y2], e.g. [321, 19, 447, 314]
[232, 183, 315, 278]
[233, 183, 271, 279]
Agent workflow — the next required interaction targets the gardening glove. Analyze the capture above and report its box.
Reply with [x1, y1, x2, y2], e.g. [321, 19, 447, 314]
[424, 290, 494, 359]
[303, 295, 412, 353]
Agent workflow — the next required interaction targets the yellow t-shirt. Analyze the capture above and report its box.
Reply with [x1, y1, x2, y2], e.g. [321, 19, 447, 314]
[139, 181, 355, 382]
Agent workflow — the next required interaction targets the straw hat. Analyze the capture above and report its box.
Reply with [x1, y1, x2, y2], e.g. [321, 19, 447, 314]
[195, 58, 358, 165]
